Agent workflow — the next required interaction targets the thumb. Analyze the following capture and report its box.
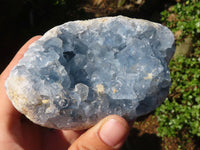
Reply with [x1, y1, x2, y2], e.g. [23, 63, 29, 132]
[69, 115, 129, 150]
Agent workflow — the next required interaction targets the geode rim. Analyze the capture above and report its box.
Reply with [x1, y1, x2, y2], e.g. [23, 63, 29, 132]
[5, 16, 175, 130]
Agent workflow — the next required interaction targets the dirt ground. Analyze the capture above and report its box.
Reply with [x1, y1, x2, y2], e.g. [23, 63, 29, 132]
[121, 113, 200, 150]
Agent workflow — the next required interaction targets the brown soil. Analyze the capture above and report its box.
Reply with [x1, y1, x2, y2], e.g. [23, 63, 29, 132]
[122, 114, 162, 150]
[121, 113, 200, 150]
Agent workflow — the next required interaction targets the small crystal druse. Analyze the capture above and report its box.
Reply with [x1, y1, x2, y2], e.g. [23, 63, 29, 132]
[5, 16, 175, 130]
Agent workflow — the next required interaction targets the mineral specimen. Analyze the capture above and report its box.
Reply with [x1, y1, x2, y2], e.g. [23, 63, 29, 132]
[5, 16, 175, 130]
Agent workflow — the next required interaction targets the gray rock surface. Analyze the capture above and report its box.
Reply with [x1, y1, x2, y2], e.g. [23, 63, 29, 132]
[173, 36, 193, 59]
[5, 16, 175, 130]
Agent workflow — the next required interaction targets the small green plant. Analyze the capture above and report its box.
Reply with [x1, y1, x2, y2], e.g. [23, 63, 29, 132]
[156, 1, 200, 148]
[155, 56, 200, 147]
[118, 0, 126, 7]
[161, 0, 200, 49]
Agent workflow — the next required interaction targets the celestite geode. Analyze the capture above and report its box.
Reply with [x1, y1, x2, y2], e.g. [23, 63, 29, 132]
[5, 16, 175, 130]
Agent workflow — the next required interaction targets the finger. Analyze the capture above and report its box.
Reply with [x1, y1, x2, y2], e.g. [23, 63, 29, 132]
[0, 36, 41, 148]
[69, 115, 129, 150]
[0, 36, 42, 119]
[1, 35, 42, 80]
[42, 130, 85, 150]
[61, 130, 85, 145]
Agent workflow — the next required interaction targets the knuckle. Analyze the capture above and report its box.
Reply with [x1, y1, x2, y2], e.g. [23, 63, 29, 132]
[74, 143, 111, 150]
[76, 143, 91, 150]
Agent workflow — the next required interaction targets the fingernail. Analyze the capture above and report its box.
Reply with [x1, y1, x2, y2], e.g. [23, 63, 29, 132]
[99, 119, 127, 147]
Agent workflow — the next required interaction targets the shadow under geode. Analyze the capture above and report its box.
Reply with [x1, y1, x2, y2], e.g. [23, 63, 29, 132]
[121, 128, 162, 150]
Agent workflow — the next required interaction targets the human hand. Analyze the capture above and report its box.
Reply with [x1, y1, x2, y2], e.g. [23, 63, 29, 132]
[0, 36, 129, 150]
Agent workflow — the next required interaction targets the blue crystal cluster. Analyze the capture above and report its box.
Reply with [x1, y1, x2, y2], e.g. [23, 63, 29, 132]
[5, 16, 175, 130]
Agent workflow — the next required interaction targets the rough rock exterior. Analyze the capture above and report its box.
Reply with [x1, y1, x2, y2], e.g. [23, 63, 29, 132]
[5, 16, 175, 130]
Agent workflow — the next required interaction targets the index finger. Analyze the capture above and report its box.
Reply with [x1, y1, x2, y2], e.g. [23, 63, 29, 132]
[0, 36, 42, 119]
